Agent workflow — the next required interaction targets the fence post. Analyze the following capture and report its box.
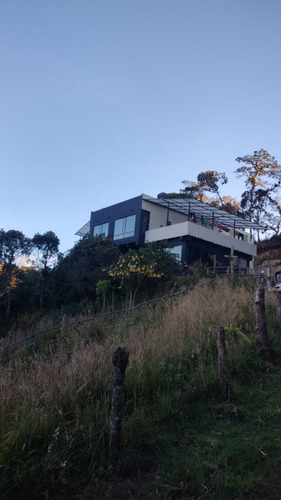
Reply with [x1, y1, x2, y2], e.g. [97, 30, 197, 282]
[255, 279, 271, 354]
[109, 347, 129, 461]
[30, 331, 35, 349]
[217, 326, 227, 399]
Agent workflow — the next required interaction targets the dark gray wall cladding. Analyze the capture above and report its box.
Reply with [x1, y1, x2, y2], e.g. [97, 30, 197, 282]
[139, 209, 150, 245]
[184, 237, 251, 266]
[90, 195, 143, 246]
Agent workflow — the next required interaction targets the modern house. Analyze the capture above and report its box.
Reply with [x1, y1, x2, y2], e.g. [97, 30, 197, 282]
[76, 194, 263, 272]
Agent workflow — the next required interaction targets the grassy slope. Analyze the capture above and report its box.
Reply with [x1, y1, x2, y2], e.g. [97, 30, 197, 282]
[126, 363, 281, 500]
[1, 277, 281, 499]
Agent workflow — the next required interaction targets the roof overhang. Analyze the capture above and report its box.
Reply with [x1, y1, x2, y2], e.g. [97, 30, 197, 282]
[75, 221, 90, 237]
[149, 197, 264, 231]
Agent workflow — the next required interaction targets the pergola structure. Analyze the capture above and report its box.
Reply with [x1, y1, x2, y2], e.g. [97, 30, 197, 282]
[150, 197, 264, 232]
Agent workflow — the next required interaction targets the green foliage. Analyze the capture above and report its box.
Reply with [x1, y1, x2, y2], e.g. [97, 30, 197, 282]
[52, 235, 120, 306]
[0, 278, 280, 498]
[108, 242, 179, 306]
[225, 323, 251, 343]
[189, 259, 209, 282]
[32, 231, 60, 309]
[181, 170, 228, 203]
[96, 279, 110, 296]
[32, 231, 60, 270]
[0, 230, 31, 319]
[235, 149, 281, 229]
[0, 229, 30, 265]
[258, 233, 281, 253]
[96, 279, 110, 310]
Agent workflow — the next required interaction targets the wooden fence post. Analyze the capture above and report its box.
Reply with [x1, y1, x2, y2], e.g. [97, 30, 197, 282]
[109, 347, 129, 461]
[255, 280, 271, 353]
[30, 331, 35, 349]
[217, 326, 227, 399]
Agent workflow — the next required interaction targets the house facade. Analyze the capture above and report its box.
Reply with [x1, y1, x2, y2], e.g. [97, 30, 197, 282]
[76, 194, 263, 271]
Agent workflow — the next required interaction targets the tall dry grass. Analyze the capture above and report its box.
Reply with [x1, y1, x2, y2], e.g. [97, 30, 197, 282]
[120, 277, 257, 371]
[0, 277, 260, 430]
[0, 275, 279, 499]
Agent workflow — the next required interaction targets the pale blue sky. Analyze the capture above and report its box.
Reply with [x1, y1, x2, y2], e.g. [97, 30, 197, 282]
[1, 0, 281, 253]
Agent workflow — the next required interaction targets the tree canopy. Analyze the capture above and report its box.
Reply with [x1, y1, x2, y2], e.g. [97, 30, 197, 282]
[235, 149, 281, 229]
[31, 231, 60, 309]
[181, 170, 228, 204]
[180, 149, 281, 231]
[32, 231, 60, 270]
[52, 235, 121, 306]
[0, 230, 31, 318]
[108, 242, 179, 307]
[0, 229, 30, 265]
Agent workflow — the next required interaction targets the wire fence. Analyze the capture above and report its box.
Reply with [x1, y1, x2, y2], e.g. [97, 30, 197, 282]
[0, 273, 260, 353]
[0, 272, 265, 496]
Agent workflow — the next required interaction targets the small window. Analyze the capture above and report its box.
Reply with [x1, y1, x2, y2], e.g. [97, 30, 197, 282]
[93, 223, 109, 238]
[113, 215, 136, 240]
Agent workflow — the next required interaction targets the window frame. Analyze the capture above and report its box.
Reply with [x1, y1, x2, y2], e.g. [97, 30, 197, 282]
[113, 214, 136, 240]
[93, 222, 109, 238]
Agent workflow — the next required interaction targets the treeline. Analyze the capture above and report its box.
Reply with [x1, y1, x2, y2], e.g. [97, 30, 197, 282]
[257, 233, 281, 254]
[0, 231, 178, 332]
[255, 233, 281, 265]
[0, 229, 59, 321]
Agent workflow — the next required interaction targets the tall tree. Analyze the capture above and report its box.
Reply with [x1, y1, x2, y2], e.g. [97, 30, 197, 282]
[209, 195, 240, 215]
[182, 170, 228, 204]
[32, 231, 60, 309]
[264, 197, 281, 235]
[235, 149, 281, 225]
[52, 235, 120, 307]
[0, 229, 30, 318]
[0, 229, 30, 265]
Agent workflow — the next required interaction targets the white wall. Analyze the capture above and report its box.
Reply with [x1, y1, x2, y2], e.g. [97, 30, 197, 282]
[142, 199, 188, 229]
[145, 221, 257, 257]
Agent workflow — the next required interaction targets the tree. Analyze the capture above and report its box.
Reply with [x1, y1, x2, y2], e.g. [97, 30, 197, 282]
[108, 242, 178, 307]
[32, 231, 60, 309]
[210, 195, 240, 215]
[181, 170, 228, 204]
[263, 197, 281, 235]
[235, 149, 281, 226]
[96, 279, 110, 311]
[0, 229, 30, 318]
[0, 262, 23, 309]
[52, 235, 120, 307]
[0, 229, 30, 265]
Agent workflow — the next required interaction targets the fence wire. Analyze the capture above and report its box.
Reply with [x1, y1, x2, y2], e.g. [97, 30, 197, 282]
[0, 273, 258, 353]
[0, 272, 262, 496]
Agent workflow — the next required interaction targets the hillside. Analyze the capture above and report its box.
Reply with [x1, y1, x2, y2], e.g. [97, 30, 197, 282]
[256, 235, 281, 266]
[0, 276, 281, 499]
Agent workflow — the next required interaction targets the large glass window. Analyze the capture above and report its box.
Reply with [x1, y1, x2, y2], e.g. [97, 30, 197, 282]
[113, 215, 136, 240]
[167, 245, 182, 262]
[93, 223, 109, 238]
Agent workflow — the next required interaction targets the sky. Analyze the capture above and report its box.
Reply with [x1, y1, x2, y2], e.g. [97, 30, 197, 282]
[1, 0, 281, 254]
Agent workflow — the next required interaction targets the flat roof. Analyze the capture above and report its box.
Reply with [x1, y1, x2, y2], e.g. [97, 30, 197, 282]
[149, 197, 264, 231]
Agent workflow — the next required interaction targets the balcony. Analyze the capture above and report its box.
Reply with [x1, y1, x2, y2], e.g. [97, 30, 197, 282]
[145, 220, 257, 257]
